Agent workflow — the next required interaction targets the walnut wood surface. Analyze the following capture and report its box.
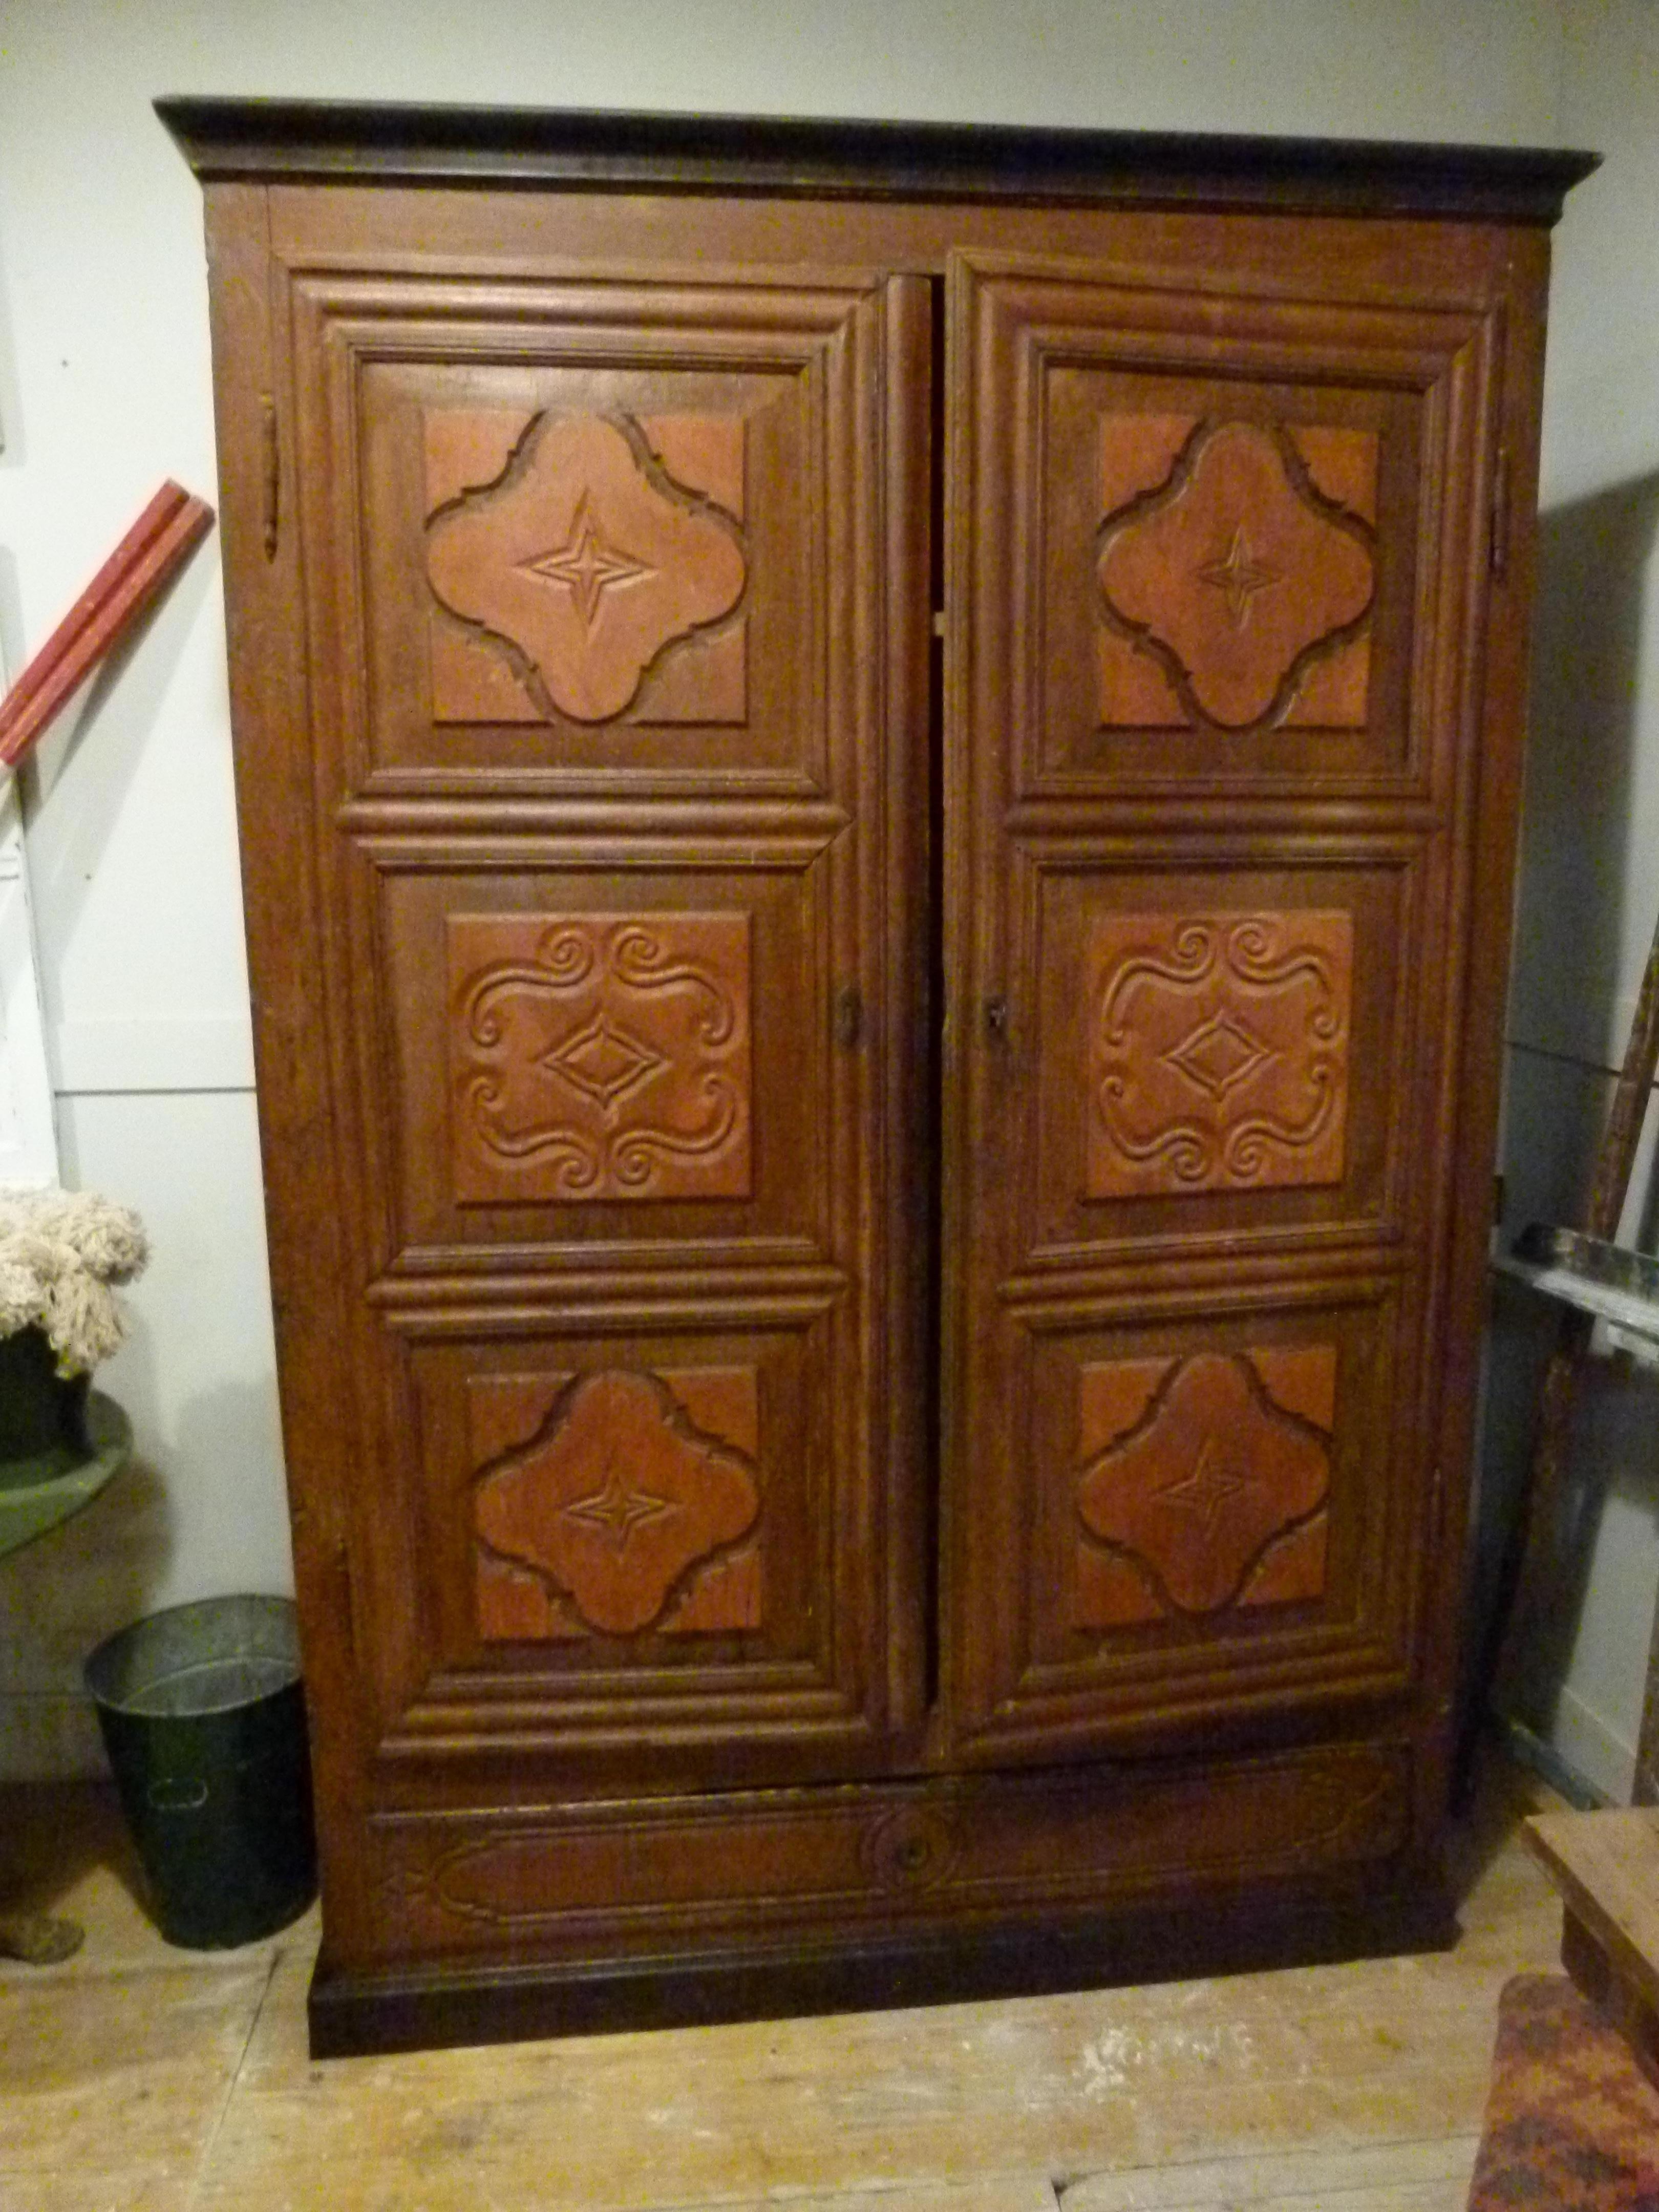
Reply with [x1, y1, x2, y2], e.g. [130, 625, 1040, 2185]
[1529, 1809, 1659, 2087]
[169, 104, 1576, 2051]
[156, 97, 1596, 221]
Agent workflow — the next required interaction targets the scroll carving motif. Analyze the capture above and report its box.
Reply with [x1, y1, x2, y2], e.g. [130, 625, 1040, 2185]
[449, 911, 751, 1204]
[471, 1367, 761, 1639]
[1096, 415, 1377, 732]
[1087, 910, 1351, 1199]
[425, 409, 747, 726]
[1074, 1347, 1335, 1630]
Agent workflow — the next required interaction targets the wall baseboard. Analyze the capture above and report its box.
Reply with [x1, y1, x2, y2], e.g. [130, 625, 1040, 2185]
[1547, 1684, 1637, 1805]
[1493, 1714, 1604, 1808]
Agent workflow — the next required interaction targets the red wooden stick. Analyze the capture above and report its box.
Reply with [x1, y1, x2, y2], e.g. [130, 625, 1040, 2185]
[0, 481, 215, 770]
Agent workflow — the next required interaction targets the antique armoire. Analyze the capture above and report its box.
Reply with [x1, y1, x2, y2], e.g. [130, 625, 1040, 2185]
[160, 99, 1594, 2055]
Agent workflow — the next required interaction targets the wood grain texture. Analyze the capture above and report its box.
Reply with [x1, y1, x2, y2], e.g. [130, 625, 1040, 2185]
[447, 911, 752, 1204]
[426, 410, 747, 726]
[1097, 418, 1376, 732]
[1075, 1348, 1334, 1625]
[1528, 1809, 1659, 2085]
[155, 98, 1598, 221]
[359, 1740, 1411, 1958]
[320, 276, 867, 800]
[173, 110, 1576, 2052]
[1086, 910, 1352, 1198]
[472, 1366, 761, 1639]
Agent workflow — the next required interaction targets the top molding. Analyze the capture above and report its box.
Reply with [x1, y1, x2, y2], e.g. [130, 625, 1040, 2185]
[155, 99, 1597, 225]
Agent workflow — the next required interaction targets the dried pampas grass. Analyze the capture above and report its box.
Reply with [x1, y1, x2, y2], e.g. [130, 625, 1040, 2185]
[0, 1187, 148, 1375]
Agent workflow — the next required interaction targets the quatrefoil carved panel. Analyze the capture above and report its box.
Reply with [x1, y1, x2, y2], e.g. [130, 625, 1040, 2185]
[1095, 416, 1378, 733]
[448, 911, 752, 1203]
[1074, 1347, 1335, 1629]
[1086, 909, 1352, 1199]
[425, 410, 747, 725]
[471, 1367, 761, 1639]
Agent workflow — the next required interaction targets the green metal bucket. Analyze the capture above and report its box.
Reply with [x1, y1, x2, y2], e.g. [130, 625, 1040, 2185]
[84, 1596, 316, 1948]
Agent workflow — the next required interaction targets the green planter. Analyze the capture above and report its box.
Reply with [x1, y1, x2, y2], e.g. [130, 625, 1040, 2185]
[0, 1327, 130, 1560]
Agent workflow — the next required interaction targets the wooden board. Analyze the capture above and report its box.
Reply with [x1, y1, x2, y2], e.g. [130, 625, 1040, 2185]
[1527, 1807, 1659, 2085]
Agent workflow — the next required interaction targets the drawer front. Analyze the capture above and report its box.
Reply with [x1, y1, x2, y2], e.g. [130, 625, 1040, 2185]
[358, 1740, 1414, 1967]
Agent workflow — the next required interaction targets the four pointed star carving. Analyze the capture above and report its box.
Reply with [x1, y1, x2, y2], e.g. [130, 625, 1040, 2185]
[523, 493, 654, 629]
[562, 1460, 679, 1555]
[1196, 525, 1281, 627]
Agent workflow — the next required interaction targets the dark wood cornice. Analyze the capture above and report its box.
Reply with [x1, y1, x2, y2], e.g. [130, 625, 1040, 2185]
[155, 98, 1598, 224]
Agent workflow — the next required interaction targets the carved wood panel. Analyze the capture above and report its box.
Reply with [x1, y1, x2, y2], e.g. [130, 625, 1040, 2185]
[947, 1284, 1417, 1755]
[974, 259, 1486, 798]
[365, 1742, 1410, 1955]
[448, 911, 752, 1204]
[1086, 910, 1352, 1199]
[332, 280, 886, 800]
[1096, 416, 1377, 733]
[469, 1367, 761, 1640]
[1073, 1347, 1334, 1630]
[394, 1305, 884, 1768]
[184, 125, 1563, 2036]
[425, 409, 748, 727]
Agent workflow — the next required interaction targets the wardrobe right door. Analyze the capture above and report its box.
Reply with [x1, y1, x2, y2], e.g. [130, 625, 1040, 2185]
[941, 240, 1529, 1787]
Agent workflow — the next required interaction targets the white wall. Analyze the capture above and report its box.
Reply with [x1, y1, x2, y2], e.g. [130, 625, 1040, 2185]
[0, 0, 1571, 1774]
[1480, 0, 1659, 1803]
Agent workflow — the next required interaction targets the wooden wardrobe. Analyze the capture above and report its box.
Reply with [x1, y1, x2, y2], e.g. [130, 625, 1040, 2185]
[161, 99, 1592, 2055]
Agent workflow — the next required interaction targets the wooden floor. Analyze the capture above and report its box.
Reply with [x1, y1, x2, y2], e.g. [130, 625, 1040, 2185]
[0, 1755, 1563, 2212]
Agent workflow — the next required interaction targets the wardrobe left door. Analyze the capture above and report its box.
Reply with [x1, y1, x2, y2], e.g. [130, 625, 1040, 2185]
[208, 183, 935, 1959]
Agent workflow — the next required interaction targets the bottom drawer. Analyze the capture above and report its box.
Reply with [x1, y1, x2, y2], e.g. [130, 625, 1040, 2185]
[311, 1738, 1441, 2054]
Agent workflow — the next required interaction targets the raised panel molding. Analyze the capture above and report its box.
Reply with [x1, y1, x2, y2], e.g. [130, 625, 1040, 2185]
[1074, 1346, 1335, 1629]
[425, 409, 748, 726]
[470, 1366, 761, 1639]
[364, 1742, 1408, 1944]
[448, 911, 752, 1204]
[171, 100, 1572, 2050]
[1096, 416, 1377, 733]
[1086, 909, 1352, 1199]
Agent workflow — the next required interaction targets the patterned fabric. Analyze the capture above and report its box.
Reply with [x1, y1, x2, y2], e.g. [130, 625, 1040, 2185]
[1467, 1974, 1659, 2210]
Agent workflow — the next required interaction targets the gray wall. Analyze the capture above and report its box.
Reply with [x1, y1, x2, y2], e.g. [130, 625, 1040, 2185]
[1479, 0, 1659, 1800]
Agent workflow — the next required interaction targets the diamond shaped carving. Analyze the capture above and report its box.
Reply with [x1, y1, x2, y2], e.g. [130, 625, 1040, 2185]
[449, 911, 751, 1203]
[540, 1013, 666, 1112]
[1162, 1009, 1275, 1102]
[1087, 910, 1352, 1199]
[426, 411, 747, 725]
[1074, 1348, 1334, 1626]
[1096, 416, 1377, 732]
[472, 1368, 761, 1638]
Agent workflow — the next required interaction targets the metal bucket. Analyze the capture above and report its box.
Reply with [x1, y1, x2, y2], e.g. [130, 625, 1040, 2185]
[84, 1595, 316, 1948]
